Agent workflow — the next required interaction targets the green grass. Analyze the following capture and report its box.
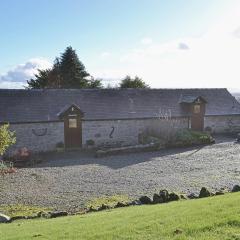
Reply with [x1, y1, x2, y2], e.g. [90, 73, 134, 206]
[86, 194, 131, 209]
[1, 193, 240, 240]
[0, 204, 51, 218]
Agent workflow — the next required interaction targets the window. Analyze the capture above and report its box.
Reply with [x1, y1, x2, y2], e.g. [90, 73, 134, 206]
[193, 104, 201, 114]
[68, 118, 77, 128]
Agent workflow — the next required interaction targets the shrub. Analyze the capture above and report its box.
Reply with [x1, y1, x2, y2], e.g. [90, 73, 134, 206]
[170, 129, 214, 147]
[86, 139, 95, 146]
[0, 124, 16, 156]
[56, 142, 64, 148]
[0, 160, 16, 175]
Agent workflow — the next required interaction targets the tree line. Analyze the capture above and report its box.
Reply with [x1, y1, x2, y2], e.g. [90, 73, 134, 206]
[27, 46, 149, 89]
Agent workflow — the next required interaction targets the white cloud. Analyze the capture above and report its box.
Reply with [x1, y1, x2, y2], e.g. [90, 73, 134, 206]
[100, 52, 111, 59]
[140, 38, 153, 45]
[178, 42, 190, 50]
[92, 2, 240, 91]
[0, 81, 25, 89]
[2, 2, 240, 91]
[0, 58, 51, 88]
[92, 69, 125, 81]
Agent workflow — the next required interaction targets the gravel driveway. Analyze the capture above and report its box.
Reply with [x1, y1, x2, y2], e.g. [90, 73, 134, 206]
[0, 136, 240, 211]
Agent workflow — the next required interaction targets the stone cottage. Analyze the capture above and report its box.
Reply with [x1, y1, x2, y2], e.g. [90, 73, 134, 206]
[0, 88, 240, 153]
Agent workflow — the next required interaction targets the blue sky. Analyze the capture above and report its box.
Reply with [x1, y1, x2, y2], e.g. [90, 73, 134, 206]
[1, 0, 240, 89]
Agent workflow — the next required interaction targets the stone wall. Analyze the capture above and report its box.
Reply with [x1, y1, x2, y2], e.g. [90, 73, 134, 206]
[82, 118, 189, 148]
[8, 122, 64, 154]
[204, 115, 240, 133]
[6, 117, 190, 153]
[7, 115, 240, 154]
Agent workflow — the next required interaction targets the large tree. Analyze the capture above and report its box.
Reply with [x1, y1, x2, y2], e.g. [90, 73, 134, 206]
[27, 46, 102, 89]
[27, 69, 51, 89]
[119, 76, 149, 88]
[59, 46, 90, 88]
[87, 77, 103, 89]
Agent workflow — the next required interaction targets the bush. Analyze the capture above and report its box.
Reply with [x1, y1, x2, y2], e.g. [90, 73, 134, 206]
[0, 161, 16, 175]
[169, 129, 214, 147]
[56, 142, 64, 148]
[86, 139, 95, 146]
[0, 124, 16, 156]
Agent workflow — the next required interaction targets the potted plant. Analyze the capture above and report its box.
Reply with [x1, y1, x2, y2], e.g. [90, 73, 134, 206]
[56, 142, 65, 152]
[86, 139, 95, 149]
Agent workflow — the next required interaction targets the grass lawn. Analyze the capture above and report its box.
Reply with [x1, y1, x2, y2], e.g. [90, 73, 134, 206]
[1, 193, 240, 240]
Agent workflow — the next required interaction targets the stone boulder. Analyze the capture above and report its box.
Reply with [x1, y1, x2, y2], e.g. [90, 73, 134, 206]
[187, 193, 198, 199]
[87, 206, 98, 213]
[49, 211, 68, 218]
[10, 216, 26, 221]
[159, 190, 169, 203]
[215, 191, 224, 196]
[40, 211, 68, 218]
[139, 196, 152, 204]
[0, 213, 11, 223]
[98, 204, 110, 211]
[180, 195, 187, 200]
[168, 192, 180, 201]
[232, 185, 240, 192]
[39, 212, 52, 218]
[130, 200, 142, 206]
[199, 187, 211, 198]
[115, 202, 128, 208]
[152, 193, 164, 204]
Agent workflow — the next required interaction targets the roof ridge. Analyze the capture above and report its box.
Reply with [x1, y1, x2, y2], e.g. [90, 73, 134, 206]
[0, 87, 228, 91]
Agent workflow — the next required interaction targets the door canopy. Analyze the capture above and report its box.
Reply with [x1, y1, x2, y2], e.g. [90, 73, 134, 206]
[57, 104, 84, 120]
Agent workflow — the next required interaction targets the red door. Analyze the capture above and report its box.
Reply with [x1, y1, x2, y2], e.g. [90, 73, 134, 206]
[64, 116, 82, 148]
[191, 103, 205, 131]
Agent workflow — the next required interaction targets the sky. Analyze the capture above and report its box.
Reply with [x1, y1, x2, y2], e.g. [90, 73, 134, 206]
[1, 0, 240, 91]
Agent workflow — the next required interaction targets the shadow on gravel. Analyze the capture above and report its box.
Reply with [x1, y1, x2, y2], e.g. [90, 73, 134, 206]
[30, 146, 204, 170]
[28, 136, 234, 170]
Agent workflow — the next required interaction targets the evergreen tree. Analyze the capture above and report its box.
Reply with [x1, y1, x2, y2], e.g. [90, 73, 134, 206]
[88, 77, 103, 89]
[27, 69, 51, 89]
[49, 57, 62, 88]
[119, 76, 149, 88]
[59, 46, 90, 88]
[27, 46, 101, 89]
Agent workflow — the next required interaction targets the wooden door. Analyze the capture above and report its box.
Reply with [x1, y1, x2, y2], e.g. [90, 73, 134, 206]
[191, 103, 205, 131]
[64, 115, 82, 148]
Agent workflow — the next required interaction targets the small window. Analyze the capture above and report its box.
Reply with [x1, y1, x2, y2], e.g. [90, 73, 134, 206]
[193, 105, 201, 114]
[68, 118, 77, 128]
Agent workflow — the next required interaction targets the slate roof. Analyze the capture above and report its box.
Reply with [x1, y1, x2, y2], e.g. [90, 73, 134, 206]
[0, 88, 240, 123]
